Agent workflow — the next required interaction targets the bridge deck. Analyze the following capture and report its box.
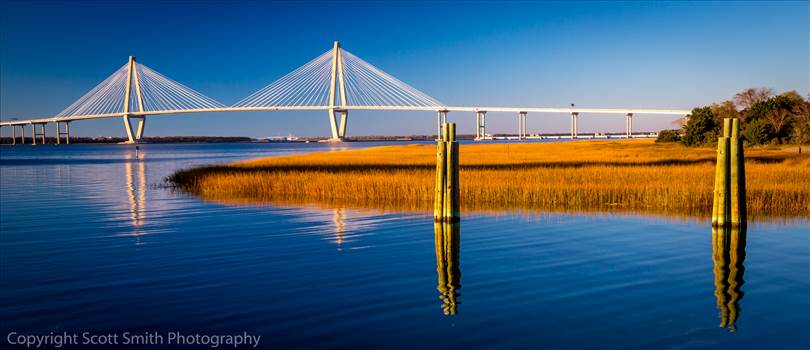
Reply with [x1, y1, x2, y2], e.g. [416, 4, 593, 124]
[0, 106, 690, 126]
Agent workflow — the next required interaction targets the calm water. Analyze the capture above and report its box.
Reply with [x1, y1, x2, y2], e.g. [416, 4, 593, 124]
[1, 143, 808, 349]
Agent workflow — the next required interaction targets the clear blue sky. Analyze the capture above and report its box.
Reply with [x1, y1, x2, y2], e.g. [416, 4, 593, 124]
[1, 1, 808, 137]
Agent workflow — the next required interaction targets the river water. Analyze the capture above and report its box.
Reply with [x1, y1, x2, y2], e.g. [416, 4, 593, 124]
[1, 143, 807, 349]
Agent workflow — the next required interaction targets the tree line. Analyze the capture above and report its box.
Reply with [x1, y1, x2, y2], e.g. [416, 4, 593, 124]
[657, 88, 810, 147]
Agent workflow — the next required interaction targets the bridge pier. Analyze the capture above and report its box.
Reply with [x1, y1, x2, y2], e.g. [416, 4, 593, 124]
[570, 112, 579, 139]
[55, 122, 71, 144]
[135, 117, 146, 140]
[65, 122, 70, 144]
[518, 111, 527, 140]
[18, 125, 25, 144]
[325, 41, 349, 142]
[30, 123, 46, 145]
[11, 125, 16, 145]
[338, 110, 348, 140]
[328, 109, 348, 141]
[123, 116, 146, 144]
[328, 109, 339, 140]
[475, 111, 487, 140]
[121, 56, 147, 144]
[626, 113, 633, 138]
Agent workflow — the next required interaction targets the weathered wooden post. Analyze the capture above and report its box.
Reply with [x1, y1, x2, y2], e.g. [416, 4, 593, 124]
[435, 122, 460, 221]
[444, 123, 460, 220]
[729, 118, 746, 226]
[434, 129, 447, 219]
[712, 120, 730, 226]
[712, 118, 746, 227]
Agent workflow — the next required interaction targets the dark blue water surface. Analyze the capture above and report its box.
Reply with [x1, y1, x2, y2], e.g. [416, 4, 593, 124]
[1, 143, 808, 349]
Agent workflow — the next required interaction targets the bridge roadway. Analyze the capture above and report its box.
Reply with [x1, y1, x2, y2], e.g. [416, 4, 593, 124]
[0, 105, 690, 126]
[0, 105, 690, 145]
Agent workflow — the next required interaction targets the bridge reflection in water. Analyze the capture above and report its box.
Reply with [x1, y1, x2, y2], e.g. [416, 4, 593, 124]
[712, 225, 747, 332]
[434, 222, 461, 315]
[123, 155, 147, 241]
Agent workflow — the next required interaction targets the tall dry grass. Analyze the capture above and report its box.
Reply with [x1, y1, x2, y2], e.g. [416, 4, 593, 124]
[168, 140, 810, 219]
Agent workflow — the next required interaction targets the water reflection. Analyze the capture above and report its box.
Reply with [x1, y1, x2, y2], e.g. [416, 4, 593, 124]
[332, 208, 347, 247]
[712, 225, 747, 331]
[277, 205, 410, 249]
[124, 160, 147, 238]
[434, 222, 461, 315]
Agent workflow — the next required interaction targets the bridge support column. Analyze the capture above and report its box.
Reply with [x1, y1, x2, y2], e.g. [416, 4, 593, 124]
[123, 116, 146, 144]
[475, 111, 487, 141]
[30, 123, 46, 145]
[338, 110, 348, 140]
[123, 116, 135, 143]
[328, 109, 339, 140]
[518, 111, 527, 140]
[19, 126, 25, 144]
[121, 55, 146, 144]
[326, 41, 348, 142]
[135, 117, 146, 140]
[56, 122, 70, 144]
[328, 109, 348, 141]
[570, 112, 579, 139]
[626, 113, 633, 138]
[11, 125, 16, 145]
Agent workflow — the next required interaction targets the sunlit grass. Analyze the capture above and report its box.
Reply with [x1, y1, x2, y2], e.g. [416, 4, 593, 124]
[168, 140, 810, 219]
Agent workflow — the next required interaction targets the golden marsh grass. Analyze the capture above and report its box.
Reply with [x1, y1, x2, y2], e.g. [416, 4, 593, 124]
[168, 140, 810, 219]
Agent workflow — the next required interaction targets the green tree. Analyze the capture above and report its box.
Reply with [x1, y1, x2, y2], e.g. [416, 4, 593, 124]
[679, 88, 809, 148]
[791, 94, 810, 152]
[742, 118, 775, 145]
[766, 108, 792, 142]
[656, 129, 681, 143]
[745, 94, 796, 122]
[743, 92, 803, 144]
[681, 107, 718, 146]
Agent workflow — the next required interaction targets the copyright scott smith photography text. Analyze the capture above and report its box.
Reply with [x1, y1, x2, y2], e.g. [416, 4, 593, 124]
[6, 331, 261, 348]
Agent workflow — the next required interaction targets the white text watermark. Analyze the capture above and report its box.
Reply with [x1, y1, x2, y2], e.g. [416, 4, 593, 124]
[6, 331, 261, 348]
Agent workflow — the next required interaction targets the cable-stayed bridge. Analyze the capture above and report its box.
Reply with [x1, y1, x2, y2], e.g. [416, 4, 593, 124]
[0, 41, 690, 145]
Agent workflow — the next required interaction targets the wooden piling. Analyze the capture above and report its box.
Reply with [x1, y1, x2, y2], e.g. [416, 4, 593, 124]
[451, 135, 460, 219]
[736, 136, 746, 225]
[435, 122, 460, 222]
[729, 118, 746, 227]
[434, 140, 447, 219]
[444, 123, 459, 220]
[713, 118, 746, 227]
[713, 136, 730, 225]
[729, 119, 740, 225]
